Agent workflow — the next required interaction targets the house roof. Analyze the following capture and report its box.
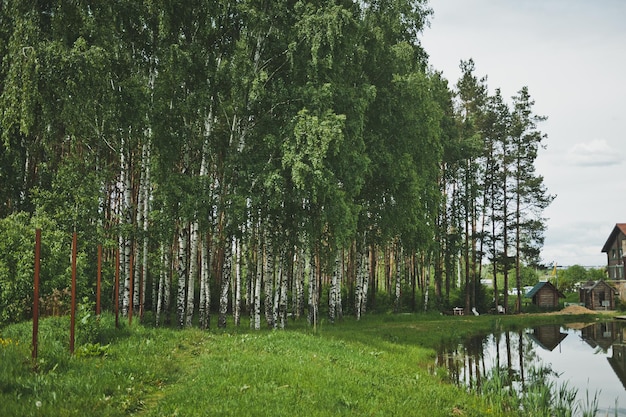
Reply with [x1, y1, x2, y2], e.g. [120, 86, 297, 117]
[580, 279, 618, 294]
[525, 281, 565, 299]
[527, 329, 568, 351]
[601, 223, 626, 253]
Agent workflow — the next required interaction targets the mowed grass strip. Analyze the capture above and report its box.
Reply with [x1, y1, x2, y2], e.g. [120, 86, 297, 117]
[143, 329, 485, 417]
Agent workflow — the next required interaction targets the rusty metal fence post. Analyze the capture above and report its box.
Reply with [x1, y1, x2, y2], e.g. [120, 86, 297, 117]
[70, 232, 77, 354]
[32, 229, 41, 362]
[96, 244, 102, 316]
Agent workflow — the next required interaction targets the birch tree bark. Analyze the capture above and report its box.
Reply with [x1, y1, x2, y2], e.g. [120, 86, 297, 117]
[218, 236, 232, 328]
[120, 136, 133, 317]
[140, 140, 151, 319]
[252, 231, 262, 330]
[198, 233, 211, 329]
[185, 220, 199, 327]
[294, 247, 306, 319]
[264, 236, 275, 328]
[176, 224, 189, 328]
[355, 244, 363, 321]
[355, 241, 370, 320]
[276, 257, 288, 329]
[328, 251, 340, 323]
[233, 239, 241, 326]
[156, 242, 168, 327]
[394, 243, 402, 313]
[308, 253, 318, 328]
[336, 252, 343, 321]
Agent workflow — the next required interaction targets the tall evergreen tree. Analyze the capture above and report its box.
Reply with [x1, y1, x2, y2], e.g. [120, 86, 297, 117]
[509, 86, 553, 312]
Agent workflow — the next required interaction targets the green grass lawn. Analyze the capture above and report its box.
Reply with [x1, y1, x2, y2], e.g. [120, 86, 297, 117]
[0, 312, 605, 417]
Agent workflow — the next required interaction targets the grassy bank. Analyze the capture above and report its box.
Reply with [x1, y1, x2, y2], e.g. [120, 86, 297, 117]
[0, 312, 607, 417]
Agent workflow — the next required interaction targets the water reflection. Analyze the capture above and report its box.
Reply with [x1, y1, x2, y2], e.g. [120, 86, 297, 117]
[434, 321, 626, 416]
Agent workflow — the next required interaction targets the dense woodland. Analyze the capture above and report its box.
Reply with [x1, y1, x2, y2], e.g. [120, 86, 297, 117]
[0, 0, 552, 328]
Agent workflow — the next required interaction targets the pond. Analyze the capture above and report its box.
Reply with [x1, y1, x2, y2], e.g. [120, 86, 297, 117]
[434, 320, 626, 416]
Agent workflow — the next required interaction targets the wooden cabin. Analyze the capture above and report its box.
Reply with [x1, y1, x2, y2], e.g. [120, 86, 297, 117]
[601, 223, 626, 280]
[579, 280, 618, 310]
[525, 281, 565, 308]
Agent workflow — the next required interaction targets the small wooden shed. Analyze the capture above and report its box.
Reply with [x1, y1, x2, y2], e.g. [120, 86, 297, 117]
[579, 280, 618, 310]
[525, 281, 565, 308]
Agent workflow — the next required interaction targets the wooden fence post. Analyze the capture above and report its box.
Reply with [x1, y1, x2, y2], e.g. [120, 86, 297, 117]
[115, 248, 120, 329]
[129, 252, 133, 326]
[96, 244, 102, 316]
[32, 228, 41, 362]
[70, 232, 77, 354]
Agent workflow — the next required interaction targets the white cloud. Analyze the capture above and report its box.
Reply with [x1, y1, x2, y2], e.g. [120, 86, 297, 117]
[566, 139, 622, 167]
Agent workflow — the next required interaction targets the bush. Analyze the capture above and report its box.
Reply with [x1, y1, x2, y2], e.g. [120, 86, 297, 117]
[0, 212, 94, 327]
[76, 298, 102, 345]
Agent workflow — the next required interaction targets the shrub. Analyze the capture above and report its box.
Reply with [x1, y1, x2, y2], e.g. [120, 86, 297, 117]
[0, 212, 94, 326]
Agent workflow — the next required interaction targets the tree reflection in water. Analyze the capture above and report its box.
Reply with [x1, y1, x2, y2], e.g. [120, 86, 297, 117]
[433, 321, 626, 416]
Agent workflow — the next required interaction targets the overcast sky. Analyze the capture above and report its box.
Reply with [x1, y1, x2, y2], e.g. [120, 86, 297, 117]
[420, 0, 626, 267]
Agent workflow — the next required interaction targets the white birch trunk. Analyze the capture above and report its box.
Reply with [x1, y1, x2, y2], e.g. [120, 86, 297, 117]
[196, 106, 214, 329]
[294, 248, 305, 319]
[253, 237, 262, 330]
[264, 238, 275, 328]
[233, 237, 241, 326]
[218, 236, 232, 328]
[245, 246, 253, 317]
[156, 243, 166, 327]
[185, 220, 199, 327]
[133, 241, 141, 313]
[355, 249, 363, 321]
[176, 224, 188, 328]
[329, 253, 338, 323]
[120, 136, 132, 317]
[277, 257, 288, 329]
[308, 254, 318, 328]
[164, 244, 171, 320]
[141, 141, 151, 318]
[336, 252, 343, 320]
[199, 234, 211, 329]
[135, 147, 144, 314]
[395, 244, 402, 313]
[273, 261, 280, 329]
[356, 242, 370, 320]
[362, 246, 370, 316]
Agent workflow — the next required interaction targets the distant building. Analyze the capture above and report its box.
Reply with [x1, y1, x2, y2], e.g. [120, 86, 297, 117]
[601, 223, 626, 280]
[579, 280, 618, 310]
[525, 281, 565, 309]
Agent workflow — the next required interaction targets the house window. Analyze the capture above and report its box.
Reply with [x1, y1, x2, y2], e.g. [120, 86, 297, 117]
[613, 249, 617, 259]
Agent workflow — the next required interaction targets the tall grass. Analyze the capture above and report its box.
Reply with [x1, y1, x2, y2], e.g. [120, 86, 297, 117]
[0, 311, 612, 416]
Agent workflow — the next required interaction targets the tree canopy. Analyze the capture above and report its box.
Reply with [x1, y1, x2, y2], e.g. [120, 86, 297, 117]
[0, 0, 554, 327]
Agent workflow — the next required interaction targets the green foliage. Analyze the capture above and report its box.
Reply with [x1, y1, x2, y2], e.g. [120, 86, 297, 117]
[74, 342, 110, 358]
[76, 298, 101, 346]
[476, 366, 583, 416]
[0, 212, 93, 326]
[0, 0, 554, 328]
[520, 266, 540, 287]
